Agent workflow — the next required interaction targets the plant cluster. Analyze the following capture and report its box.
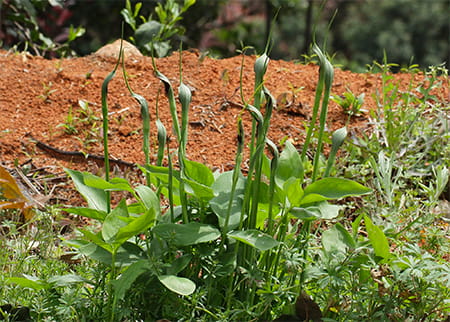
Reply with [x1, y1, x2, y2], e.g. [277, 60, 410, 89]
[1, 19, 449, 322]
[121, 0, 196, 57]
[0, 0, 84, 57]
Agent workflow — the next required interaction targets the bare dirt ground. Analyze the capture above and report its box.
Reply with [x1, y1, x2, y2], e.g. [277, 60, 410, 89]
[0, 45, 447, 208]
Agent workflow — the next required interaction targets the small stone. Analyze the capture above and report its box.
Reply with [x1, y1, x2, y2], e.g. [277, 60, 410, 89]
[94, 39, 143, 60]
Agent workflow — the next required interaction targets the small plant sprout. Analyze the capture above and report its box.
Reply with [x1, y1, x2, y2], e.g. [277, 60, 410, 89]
[332, 89, 366, 117]
[56, 104, 78, 135]
[77, 99, 100, 125]
[38, 81, 57, 102]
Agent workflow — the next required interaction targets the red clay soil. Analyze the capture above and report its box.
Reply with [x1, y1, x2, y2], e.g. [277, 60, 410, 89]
[0, 45, 447, 207]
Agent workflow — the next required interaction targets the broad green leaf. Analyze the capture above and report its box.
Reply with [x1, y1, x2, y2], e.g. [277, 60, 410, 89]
[322, 223, 355, 254]
[78, 241, 113, 264]
[302, 177, 371, 204]
[290, 206, 321, 221]
[166, 254, 193, 275]
[113, 259, 150, 301]
[227, 230, 279, 251]
[255, 202, 280, 229]
[184, 178, 215, 201]
[290, 201, 340, 221]
[275, 140, 303, 187]
[135, 21, 162, 45]
[283, 177, 304, 207]
[261, 154, 272, 179]
[183, 159, 214, 186]
[115, 208, 156, 246]
[72, 240, 146, 266]
[6, 276, 48, 290]
[210, 171, 246, 230]
[126, 202, 145, 215]
[135, 185, 160, 216]
[64, 207, 107, 221]
[158, 275, 196, 296]
[144, 167, 181, 204]
[153, 223, 220, 246]
[316, 202, 341, 220]
[364, 215, 391, 260]
[65, 168, 108, 212]
[102, 200, 129, 244]
[79, 229, 113, 253]
[300, 193, 330, 205]
[153, 41, 171, 58]
[83, 175, 134, 193]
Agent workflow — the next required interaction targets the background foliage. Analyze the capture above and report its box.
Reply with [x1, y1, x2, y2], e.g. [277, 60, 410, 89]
[1, 0, 448, 70]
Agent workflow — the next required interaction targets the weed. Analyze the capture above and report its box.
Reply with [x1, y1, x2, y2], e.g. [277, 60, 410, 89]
[57, 104, 77, 135]
[332, 89, 366, 117]
[37, 82, 57, 102]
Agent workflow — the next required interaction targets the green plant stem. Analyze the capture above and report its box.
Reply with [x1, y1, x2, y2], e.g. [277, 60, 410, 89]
[122, 62, 151, 186]
[311, 45, 334, 181]
[100, 42, 123, 213]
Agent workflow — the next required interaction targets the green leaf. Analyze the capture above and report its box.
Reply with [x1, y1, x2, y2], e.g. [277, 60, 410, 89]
[6, 276, 48, 290]
[302, 178, 371, 204]
[166, 254, 193, 275]
[283, 177, 304, 207]
[115, 208, 156, 246]
[113, 259, 150, 301]
[102, 200, 129, 244]
[298, 193, 329, 205]
[79, 229, 113, 253]
[70, 240, 112, 264]
[153, 223, 220, 246]
[275, 140, 303, 187]
[364, 215, 391, 260]
[210, 171, 246, 230]
[64, 207, 107, 221]
[153, 41, 171, 58]
[184, 178, 215, 201]
[65, 169, 108, 212]
[84, 175, 134, 193]
[290, 206, 321, 221]
[135, 185, 160, 216]
[135, 21, 162, 45]
[290, 201, 340, 221]
[158, 275, 196, 296]
[322, 223, 355, 254]
[183, 159, 214, 186]
[227, 230, 279, 251]
[72, 240, 146, 266]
